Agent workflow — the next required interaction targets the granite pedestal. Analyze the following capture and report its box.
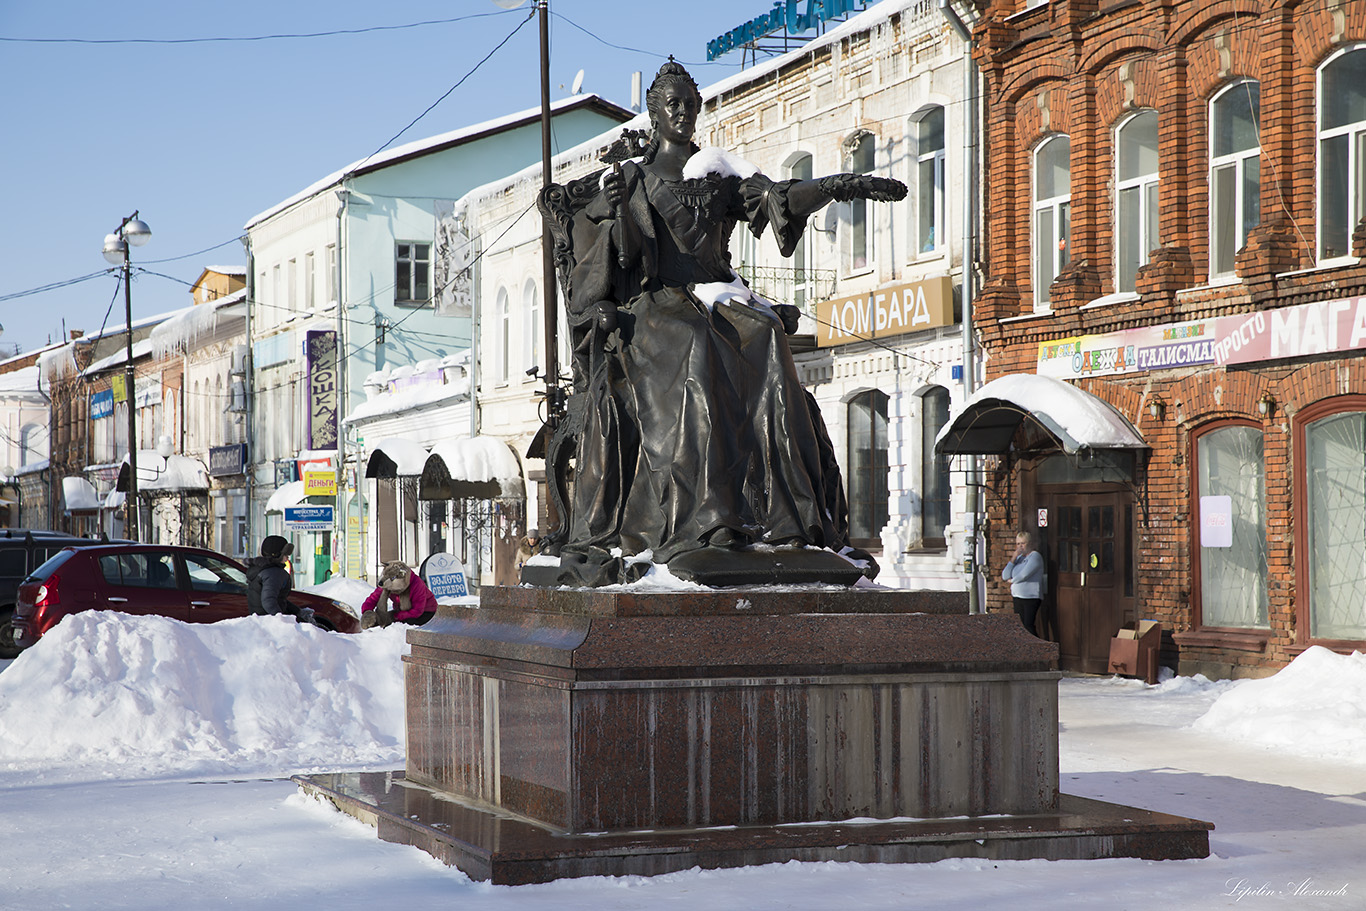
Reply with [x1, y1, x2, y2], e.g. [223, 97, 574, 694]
[297, 586, 1212, 882]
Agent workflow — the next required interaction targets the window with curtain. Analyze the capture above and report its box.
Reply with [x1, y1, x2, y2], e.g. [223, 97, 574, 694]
[1116, 110, 1159, 292]
[1033, 135, 1071, 308]
[1196, 423, 1268, 628]
[920, 386, 951, 545]
[1210, 81, 1261, 278]
[847, 390, 889, 545]
[915, 106, 946, 255]
[842, 133, 876, 274]
[1305, 410, 1366, 639]
[1318, 47, 1366, 262]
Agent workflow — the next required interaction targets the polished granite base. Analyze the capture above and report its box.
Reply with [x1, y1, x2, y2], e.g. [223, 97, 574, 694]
[294, 770, 1214, 885]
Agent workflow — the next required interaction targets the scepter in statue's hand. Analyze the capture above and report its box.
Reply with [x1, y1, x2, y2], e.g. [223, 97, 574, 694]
[600, 129, 650, 268]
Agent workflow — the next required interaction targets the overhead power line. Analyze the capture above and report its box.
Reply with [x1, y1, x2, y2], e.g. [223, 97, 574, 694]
[0, 11, 517, 45]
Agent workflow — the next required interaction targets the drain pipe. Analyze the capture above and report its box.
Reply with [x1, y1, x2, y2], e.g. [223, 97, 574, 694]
[940, 0, 983, 613]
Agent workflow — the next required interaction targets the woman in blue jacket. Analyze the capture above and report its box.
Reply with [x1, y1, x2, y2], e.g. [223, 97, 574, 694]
[1002, 530, 1045, 636]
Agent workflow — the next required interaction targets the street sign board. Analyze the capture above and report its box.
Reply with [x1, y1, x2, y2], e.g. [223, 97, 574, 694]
[284, 505, 334, 531]
[421, 552, 468, 599]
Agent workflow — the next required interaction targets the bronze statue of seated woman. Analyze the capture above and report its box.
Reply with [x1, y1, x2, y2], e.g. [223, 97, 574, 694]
[528, 60, 905, 588]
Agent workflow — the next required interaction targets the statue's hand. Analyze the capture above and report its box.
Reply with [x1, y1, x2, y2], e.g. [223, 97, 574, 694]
[818, 174, 908, 203]
[593, 301, 619, 333]
[774, 304, 801, 335]
[603, 168, 627, 211]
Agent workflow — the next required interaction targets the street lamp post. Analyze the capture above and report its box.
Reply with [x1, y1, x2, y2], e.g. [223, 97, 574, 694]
[103, 213, 152, 541]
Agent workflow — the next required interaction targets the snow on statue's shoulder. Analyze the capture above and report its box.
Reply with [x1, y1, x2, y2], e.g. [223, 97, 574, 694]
[683, 147, 760, 180]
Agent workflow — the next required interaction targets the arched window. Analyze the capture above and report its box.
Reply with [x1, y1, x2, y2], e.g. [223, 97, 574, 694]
[495, 287, 510, 385]
[1210, 81, 1261, 278]
[847, 389, 889, 545]
[842, 132, 876, 274]
[523, 279, 541, 380]
[788, 153, 813, 309]
[19, 423, 43, 467]
[913, 106, 946, 255]
[1033, 134, 1071, 307]
[1194, 423, 1267, 629]
[1116, 110, 1159, 292]
[920, 386, 951, 545]
[1302, 404, 1366, 640]
[1318, 47, 1366, 262]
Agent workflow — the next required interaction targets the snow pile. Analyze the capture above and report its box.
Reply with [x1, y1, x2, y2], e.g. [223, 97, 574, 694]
[301, 575, 377, 613]
[0, 612, 408, 778]
[1191, 645, 1366, 763]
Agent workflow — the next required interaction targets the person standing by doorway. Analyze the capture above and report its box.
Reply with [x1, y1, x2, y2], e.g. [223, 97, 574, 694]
[1002, 530, 1045, 635]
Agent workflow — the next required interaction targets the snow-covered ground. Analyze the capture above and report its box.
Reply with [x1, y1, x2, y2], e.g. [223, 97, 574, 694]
[2, 610, 1364, 910]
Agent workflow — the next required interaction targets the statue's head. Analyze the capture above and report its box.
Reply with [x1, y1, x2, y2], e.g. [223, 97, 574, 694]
[645, 59, 702, 136]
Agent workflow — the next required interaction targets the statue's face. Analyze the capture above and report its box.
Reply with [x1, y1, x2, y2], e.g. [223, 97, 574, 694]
[652, 80, 699, 145]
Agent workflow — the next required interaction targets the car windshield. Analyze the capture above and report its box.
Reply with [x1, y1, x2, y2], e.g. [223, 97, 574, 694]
[24, 548, 77, 583]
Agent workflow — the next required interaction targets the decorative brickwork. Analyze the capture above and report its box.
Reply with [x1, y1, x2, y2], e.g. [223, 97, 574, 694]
[974, 0, 1366, 676]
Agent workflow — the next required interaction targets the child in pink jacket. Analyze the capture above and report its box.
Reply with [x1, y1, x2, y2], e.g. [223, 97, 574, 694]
[361, 561, 438, 628]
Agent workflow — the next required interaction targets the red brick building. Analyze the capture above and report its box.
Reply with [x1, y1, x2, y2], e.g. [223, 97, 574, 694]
[964, 0, 1366, 677]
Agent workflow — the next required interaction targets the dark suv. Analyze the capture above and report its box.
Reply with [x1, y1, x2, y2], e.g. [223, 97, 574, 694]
[0, 529, 124, 659]
[11, 543, 360, 651]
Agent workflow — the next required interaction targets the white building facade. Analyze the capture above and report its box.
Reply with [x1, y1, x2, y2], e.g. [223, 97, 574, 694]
[696, 0, 979, 588]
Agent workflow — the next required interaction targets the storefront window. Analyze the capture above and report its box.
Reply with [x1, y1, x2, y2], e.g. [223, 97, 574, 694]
[1196, 423, 1268, 628]
[1305, 411, 1366, 639]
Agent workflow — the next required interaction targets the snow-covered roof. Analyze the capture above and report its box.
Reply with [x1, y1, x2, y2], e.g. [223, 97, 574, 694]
[245, 94, 632, 229]
[0, 366, 43, 398]
[936, 373, 1148, 456]
[150, 290, 246, 359]
[203, 265, 246, 276]
[83, 338, 156, 376]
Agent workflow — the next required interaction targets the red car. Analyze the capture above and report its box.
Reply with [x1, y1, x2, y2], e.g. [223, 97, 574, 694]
[11, 543, 360, 650]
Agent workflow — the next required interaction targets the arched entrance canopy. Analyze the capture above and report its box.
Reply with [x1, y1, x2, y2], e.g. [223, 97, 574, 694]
[935, 374, 1148, 457]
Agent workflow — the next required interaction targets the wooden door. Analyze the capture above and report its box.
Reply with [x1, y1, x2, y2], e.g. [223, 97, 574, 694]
[1047, 492, 1131, 673]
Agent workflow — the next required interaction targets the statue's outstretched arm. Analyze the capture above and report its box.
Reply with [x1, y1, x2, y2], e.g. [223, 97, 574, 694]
[787, 174, 907, 217]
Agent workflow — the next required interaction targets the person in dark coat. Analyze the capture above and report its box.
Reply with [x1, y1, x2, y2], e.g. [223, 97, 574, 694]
[246, 535, 314, 624]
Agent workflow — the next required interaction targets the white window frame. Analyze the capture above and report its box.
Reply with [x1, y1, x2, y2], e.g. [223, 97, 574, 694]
[1032, 134, 1071, 310]
[305, 251, 316, 309]
[523, 278, 541, 381]
[1209, 80, 1262, 279]
[325, 244, 337, 305]
[495, 286, 510, 385]
[841, 132, 877, 277]
[1317, 45, 1366, 264]
[1115, 110, 1159, 293]
[786, 152, 814, 310]
[396, 242, 431, 306]
[913, 106, 946, 257]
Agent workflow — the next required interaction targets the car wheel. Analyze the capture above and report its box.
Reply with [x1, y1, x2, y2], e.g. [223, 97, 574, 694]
[0, 608, 22, 660]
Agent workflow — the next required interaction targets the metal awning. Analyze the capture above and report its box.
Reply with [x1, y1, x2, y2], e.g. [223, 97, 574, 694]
[264, 479, 335, 514]
[62, 477, 101, 513]
[936, 374, 1148, 456]
[364, 437, 430, 479]
[115, 451, 211, 493]
[419, 436, 524, 500]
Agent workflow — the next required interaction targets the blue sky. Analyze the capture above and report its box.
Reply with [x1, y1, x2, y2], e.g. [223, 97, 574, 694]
[0, 0, 786, 355]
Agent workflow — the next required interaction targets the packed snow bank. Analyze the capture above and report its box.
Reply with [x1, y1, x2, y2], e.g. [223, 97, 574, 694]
[1191, 646, 1366, 763]
[301, 575, 376, 613]
[0, 612, 408, 779]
